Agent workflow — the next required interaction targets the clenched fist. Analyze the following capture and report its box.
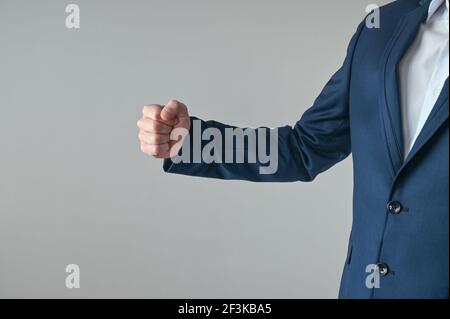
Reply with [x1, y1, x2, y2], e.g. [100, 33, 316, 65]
[137, 100, 190, 159]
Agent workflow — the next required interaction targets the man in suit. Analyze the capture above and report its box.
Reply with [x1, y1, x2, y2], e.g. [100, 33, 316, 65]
[137, 0, 449, 298]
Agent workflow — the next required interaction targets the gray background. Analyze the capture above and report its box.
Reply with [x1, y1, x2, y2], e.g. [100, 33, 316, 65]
[0, 0, 392, 298]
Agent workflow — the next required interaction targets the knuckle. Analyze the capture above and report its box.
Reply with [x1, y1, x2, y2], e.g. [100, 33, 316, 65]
[138, 132, 147, 142]
[154, 144, 169, 156]
[143, 104, 161, 117]
[145, 146, 155, 156]
[151, 120, 161, 132]
[142, 106, 151, 116]
[153, 145, 162, 154]
[150, 134, 159, 144]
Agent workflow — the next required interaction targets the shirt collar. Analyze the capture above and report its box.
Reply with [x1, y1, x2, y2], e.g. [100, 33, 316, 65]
[427, 0, 449, 22]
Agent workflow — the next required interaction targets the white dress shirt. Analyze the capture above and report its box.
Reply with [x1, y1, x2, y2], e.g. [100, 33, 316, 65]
[399, 0, 449, 158]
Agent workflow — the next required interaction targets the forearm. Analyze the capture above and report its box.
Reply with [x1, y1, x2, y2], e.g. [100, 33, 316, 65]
[163, 116, 290, 182]
[163, 116, 350, 183]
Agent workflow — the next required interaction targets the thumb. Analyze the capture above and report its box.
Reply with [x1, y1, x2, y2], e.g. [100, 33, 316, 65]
[161, 100, 189, 123]
[161, 100, 190, 131]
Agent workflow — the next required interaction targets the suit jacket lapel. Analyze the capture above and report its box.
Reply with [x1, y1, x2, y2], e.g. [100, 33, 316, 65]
[379, 0, 430, 175]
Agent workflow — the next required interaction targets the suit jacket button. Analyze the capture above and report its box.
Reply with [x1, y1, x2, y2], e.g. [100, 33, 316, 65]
[387, 201, 403, 214]
[376, 263, 390, 277]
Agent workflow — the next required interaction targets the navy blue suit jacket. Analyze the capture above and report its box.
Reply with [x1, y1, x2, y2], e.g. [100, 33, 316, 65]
[164, 0, 449, 299]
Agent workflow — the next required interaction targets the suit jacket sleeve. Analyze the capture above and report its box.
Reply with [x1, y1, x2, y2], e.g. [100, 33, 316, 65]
[163, 22, 365, 182]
